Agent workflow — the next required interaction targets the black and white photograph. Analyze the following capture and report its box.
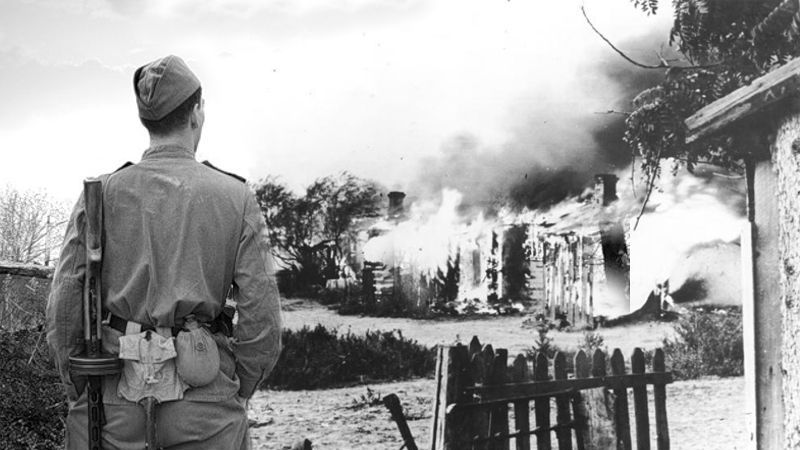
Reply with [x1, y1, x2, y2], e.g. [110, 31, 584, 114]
[1, 0, 796, 448]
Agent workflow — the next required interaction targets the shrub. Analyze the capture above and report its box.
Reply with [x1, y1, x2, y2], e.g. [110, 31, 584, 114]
[264, 324, 436, 390]
[662, 307, 743, 379]
[578, 331, 607, 355]
[0, 272, 51, 331]
[524, 316, 558, 360]
[0, 326, 66, 450]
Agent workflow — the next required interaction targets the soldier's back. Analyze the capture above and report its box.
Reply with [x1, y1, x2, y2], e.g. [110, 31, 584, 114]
[101, 145, 247, 326]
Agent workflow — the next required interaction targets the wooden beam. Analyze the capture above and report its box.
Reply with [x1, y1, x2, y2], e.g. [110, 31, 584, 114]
[685, 57, 800, 143]
[458, 372, 673, 407]
[741, 221, 757, 449]
[0, 262, 53, 279]
[752, 161, 784, 448]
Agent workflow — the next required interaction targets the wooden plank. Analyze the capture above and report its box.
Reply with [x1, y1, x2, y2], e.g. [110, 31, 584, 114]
[586, 277, 593, 326]
[0, 262, 54, 278]
[652, 350, 669, 450]
[752, 161, 784, 449]
[490, 349, 510, 450]
[610, 349, 632, 450]
[431, 346, 446, 449]
[740, 221, 758, 449]
[472, 347, 492, 450]
[534, 352, 552, 450]
[438, 345, 471, 450]
[685, 57, 800, 143]
[554, 352, 573, 450]
[384, 393, 419, 450]
[470, 336, 483, 358]
[462, 373, 673, 404]
[572, 351, 590, 450]
[475, 422, 577, 444]
[631, 349, 650, 450]
[512, 354, 532, 450]
[577, 237, 586, 328]
[585, 350, 616, 450]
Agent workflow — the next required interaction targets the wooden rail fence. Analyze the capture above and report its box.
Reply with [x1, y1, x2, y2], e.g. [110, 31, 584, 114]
[430, 337, 672, 450]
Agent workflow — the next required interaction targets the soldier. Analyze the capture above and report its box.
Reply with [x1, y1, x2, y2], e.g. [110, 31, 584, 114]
[46, 55, 283, 449]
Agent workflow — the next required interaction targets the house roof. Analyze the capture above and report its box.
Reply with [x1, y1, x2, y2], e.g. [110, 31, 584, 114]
[685, 1, 800, 143]
[684, 57, 800, 143]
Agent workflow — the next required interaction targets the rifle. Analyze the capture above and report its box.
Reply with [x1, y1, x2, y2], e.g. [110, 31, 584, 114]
[69, 179, 121, 450]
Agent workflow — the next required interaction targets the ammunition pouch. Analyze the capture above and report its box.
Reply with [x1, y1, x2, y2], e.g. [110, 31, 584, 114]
[117, 330, 188, 404]
[111, 308, 234, 399]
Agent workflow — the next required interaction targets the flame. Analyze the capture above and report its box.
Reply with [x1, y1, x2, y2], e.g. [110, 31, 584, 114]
[361, 161, 745, 317]
[626, 169, 745, 310]
[363, 189, 495, 278]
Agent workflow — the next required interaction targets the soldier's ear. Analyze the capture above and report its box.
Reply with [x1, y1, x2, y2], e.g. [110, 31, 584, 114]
[190, 100, 203, 129]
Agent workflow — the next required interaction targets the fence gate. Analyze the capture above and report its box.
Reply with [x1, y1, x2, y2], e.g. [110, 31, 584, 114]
[430, 336, 672, 450]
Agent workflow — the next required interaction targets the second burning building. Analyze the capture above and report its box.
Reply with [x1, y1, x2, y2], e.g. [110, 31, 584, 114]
[357, 174, 631, 325]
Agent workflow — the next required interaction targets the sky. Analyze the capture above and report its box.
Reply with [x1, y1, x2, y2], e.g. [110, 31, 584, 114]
[0, 0, 673, 201]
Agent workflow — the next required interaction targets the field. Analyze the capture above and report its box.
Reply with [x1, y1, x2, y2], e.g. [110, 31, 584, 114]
[248, 299, 747, 450]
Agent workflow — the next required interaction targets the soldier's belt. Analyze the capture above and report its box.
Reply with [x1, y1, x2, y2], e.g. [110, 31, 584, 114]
[106, 313, 229, 337]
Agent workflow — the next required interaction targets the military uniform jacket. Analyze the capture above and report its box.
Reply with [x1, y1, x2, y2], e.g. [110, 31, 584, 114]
[46, 144, 282, 402]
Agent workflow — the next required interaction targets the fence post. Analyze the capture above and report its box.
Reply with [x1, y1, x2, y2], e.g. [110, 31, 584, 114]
[653, 349, 670, 450]
[554, 352, 573, 450]
[534, 352, 551, 450]
[470, 336, 483, 357]
[432, 345, 470, 450]
[470, 344, 492, 450]
[581, 350, 616, 450]
[490, 349, 510, 450]
[631, 348, 650, 450]
[361, 266, 376, 313]
[512, 354, 531, 450]
[572, 350, 591, 450]
[610, 349, 632, 450]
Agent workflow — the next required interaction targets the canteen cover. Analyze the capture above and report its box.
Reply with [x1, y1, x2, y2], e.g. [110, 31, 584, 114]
[175, 316, 220, 387]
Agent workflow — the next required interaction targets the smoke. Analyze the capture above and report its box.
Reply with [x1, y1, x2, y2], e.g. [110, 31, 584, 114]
[410, 30, 671, 212]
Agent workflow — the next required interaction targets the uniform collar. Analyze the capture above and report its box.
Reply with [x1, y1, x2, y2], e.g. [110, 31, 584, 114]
[141, 144, 195, 161]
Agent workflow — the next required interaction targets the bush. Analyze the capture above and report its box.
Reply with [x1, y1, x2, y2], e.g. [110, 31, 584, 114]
[0, 272, 51, 331]
[663, 307, 743, 380]
[578, 331, 607, 355]
[0, 326, 66, 449]
[264, 324, 436, 390]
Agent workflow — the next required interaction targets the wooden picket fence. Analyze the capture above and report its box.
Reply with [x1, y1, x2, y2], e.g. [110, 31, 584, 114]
[430, 337, 672, 450]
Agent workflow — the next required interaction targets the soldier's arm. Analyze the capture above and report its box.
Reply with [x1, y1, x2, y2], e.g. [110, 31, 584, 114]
[45, 194, 87, 402]
[231, 192, 283, 399]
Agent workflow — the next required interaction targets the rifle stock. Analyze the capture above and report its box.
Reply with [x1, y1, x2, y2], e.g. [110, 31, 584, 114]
[69, 178, 121, 450]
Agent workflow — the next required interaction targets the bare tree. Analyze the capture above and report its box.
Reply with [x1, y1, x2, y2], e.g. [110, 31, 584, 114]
[0, 186, 69, 265]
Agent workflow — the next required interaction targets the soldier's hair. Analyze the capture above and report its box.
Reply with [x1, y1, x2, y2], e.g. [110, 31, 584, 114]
[140, 87, 202, 136]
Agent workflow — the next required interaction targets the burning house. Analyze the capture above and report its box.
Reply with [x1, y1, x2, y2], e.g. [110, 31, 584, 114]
[355, 174, 632, 325]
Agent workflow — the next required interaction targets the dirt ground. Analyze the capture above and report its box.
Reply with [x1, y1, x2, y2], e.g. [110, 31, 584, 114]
[280, 298, 676, 356]
[247, 299, 746, 449]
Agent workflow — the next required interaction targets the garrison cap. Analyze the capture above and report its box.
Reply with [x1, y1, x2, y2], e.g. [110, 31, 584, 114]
[134, 55, 201, 121]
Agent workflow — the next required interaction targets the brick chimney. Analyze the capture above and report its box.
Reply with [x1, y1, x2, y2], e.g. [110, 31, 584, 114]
[388, 191, 406, 220]
[594, 174, 619, 207]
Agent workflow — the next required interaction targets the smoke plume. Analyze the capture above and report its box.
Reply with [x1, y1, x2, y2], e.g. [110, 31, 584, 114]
[410, 30, 671, 212]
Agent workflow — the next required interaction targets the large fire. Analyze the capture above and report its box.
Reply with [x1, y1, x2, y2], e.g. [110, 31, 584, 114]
[357, 162, 744, 319]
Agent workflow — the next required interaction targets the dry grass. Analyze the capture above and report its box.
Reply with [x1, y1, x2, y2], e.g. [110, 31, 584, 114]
[281, 297, 676, 357]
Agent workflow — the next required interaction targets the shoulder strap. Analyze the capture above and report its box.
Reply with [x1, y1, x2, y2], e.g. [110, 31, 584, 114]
[201, 160, 246, 183]
[113, 161, 135, 173]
